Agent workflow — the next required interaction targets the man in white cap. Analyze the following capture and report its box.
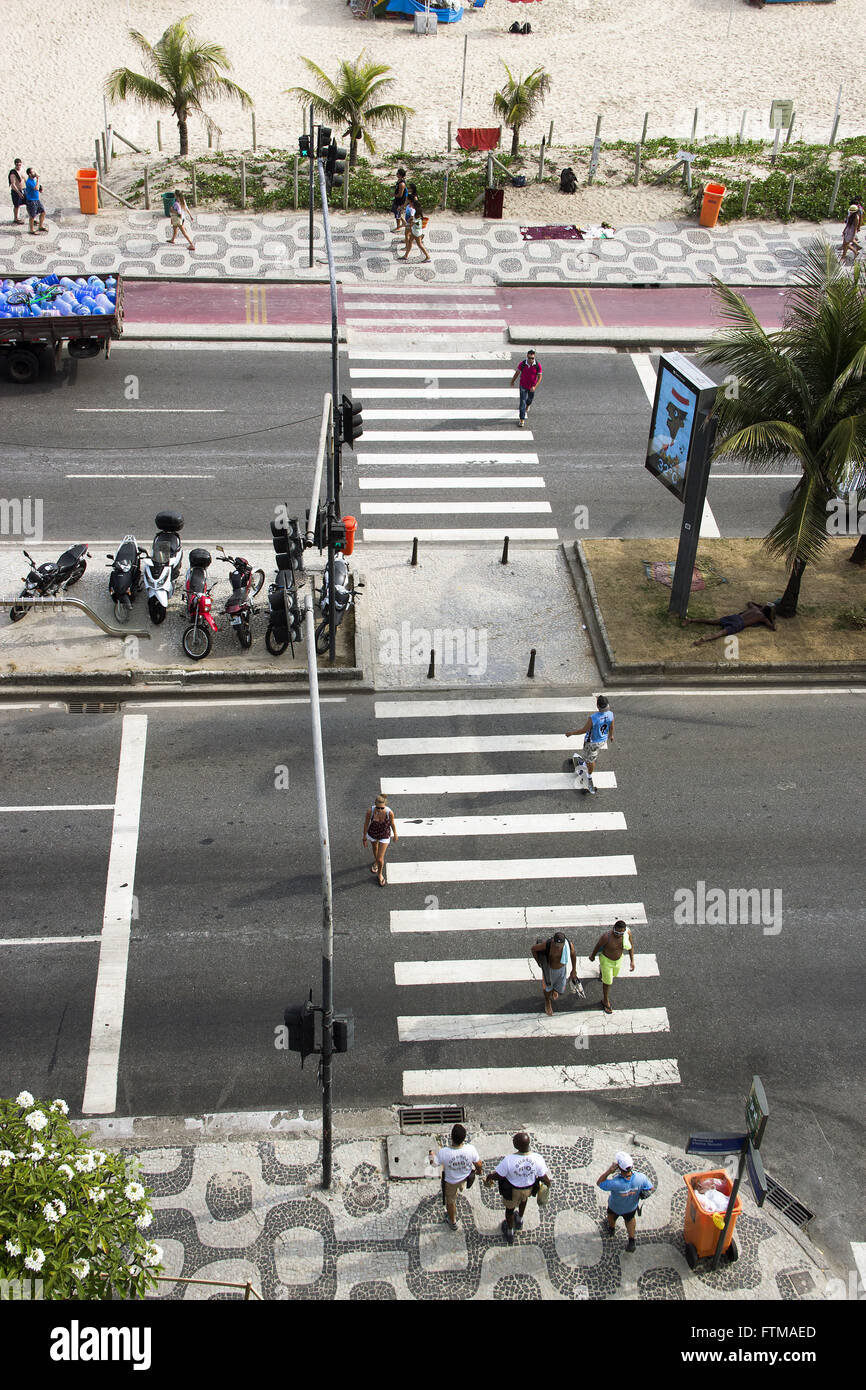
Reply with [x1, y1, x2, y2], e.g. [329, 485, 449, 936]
[596, 1151, 654, 1253]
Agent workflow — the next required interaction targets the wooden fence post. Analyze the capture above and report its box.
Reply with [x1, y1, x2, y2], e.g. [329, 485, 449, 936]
[293, 153, 299, 210]
[548, 119, 553, 148]
[241, 156, 246, 209]
[143, 165, 150, 210]
[829, 169, 842, 217]
[739, 110, 747, 143]
[634, 144, 642, 187]
[208, 128, 213, 150]
[691, 107, 699, 143]
[641, 112, 649, 145]
[252, 112, 257, 152]
[785, 109, 796, 145]
[785, 173, 795, 217]
[447, 120, 451, 153]
[343, 163, 349, 210]
[191, 163, 197, 208]
[400, 114, 407, 154]
[157, 120, 162, 152]
[588, 115, 602, 184]
[742, 178, 752, 216]
[537, 136, 546, 182]
[94, 140, 103, 183]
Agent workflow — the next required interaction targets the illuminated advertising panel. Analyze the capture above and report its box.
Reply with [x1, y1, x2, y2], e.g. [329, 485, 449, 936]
[645, 353, 717, 502]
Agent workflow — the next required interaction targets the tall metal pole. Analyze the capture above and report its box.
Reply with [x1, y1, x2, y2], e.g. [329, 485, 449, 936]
[317, 156, 341, 663]
[668, 413, 717, 619]
[303, 592, 334, 1189]
[308, 103, 315, 268]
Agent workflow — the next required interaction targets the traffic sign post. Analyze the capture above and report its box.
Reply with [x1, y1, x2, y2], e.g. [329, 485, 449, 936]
[684, 1077, 770, 1272]
[686, 1133, 748, 1156]
[746, 1075, 770, 1149]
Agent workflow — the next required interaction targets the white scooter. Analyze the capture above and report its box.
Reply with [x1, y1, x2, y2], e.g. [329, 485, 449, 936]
[141, 511, 184, 625]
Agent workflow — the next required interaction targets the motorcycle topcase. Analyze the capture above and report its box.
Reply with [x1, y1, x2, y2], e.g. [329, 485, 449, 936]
[188, 547, 212, 569]
[154, 510, 184, 533]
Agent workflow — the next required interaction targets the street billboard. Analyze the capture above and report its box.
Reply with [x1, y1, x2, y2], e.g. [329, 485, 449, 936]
[645, 353, 718, 502]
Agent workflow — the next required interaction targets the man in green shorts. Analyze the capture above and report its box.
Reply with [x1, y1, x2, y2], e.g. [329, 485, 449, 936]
[588, 920, 635, 1014]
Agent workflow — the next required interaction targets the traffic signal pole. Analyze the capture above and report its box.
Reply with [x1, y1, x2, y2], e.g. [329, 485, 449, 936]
[316, 153, 341, 662]
[303, 590, 335, 1189]
[308, 104, 315, 269]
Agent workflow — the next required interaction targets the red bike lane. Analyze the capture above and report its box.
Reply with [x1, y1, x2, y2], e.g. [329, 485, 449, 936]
[124, 279, 337, 326]
[500, 284, 788, 332]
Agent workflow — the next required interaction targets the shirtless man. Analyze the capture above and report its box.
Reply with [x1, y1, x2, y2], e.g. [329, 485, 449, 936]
[530, 931, 580, 1016]
[682, 600, 776, 646]
[589, 920, 635, 1015]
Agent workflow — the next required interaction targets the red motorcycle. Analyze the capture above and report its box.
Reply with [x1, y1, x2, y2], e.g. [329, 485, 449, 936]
[182, 548, 219, 660]
[216, 545, 265, 650]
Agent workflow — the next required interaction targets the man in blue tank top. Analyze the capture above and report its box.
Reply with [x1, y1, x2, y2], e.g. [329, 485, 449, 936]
[566, 695, 614, 795]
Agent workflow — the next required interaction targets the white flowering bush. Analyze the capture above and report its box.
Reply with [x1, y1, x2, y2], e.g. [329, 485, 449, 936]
[0, 1092, 162, 1299]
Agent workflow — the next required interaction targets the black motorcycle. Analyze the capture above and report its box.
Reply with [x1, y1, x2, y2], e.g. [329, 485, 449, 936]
[106, 535, 146, 624]
[215, 545, 265, 650]
[315, 556, 361, 654]
[8, 543, 89, 622]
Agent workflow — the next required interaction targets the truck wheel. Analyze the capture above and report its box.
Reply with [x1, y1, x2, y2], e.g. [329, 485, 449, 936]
[6, 349, 40, 384]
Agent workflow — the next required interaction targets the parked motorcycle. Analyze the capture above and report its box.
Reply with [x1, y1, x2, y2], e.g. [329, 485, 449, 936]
[315, 556, 360, 654]
[215, 545, 265, 650]
[141, 511, 184, 625]
[181, 547, 218, 660]
[106, 535, 146, 623]
[8, 543, 89, 622]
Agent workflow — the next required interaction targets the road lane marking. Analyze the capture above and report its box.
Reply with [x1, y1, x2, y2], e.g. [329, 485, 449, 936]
[386, 854, 637, 885]
[0, 804, 114, 812]
[74, 407, 226, 413]
[0, 935, 101, 946]
[381, 772, 617, 793]
[403, 1059, 681, 1096]
[66, 474, 214, 480]
[377, 733, 599, 755]
[375, 697, 597, 717]
[394, 955, 659, 985]
[390, 903, 647, 933]
[394, 811, 626, 835]
[82, 714, 148, 1116]
[398, 1006, 669, 1042]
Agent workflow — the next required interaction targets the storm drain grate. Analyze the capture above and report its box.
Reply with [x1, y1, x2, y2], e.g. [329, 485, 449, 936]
[398, 1104, 465, 1132]
[66, 702, 122, 715]
[764, 1175, 814, 1228]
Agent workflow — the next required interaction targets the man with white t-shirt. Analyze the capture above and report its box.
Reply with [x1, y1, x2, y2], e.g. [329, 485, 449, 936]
[429, 1124, 483, 1231]
[484, 1132, 551, 1244]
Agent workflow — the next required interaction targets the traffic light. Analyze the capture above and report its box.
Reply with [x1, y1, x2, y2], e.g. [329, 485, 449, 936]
[333, 1013, 354, 1053]
[287, 517, 304, 568]
[283, 1000, 316, 1065]
[325, 140, 347, 194]
[306, 504, 326, 551]
[286, 587, 302, 644]
[341, 394, 363, 449]
[298, 133, 311, 158]
[316, 125, 332, 156]
[329, 516, 346, 553]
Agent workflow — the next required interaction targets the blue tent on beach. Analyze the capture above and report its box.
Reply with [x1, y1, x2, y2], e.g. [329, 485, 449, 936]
[385, 0, 464, 20]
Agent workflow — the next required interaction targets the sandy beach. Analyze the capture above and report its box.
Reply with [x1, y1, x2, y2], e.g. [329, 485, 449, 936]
[7, 0, 866, 213]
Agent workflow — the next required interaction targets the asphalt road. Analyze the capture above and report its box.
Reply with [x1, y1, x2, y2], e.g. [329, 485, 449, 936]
[0, 344, 792, 547]
[1, 690, 863, 1274]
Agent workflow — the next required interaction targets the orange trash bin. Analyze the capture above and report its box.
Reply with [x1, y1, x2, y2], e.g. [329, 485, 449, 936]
[342, 515, 357, 557]
[76, 168, 99, 215]
[683, 1169, 742, 1267]
[699, 181, 726, 229]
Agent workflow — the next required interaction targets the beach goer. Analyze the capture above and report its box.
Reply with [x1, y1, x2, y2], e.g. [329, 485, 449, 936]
[510, 349, 542, 427]
[391, 167, 409, 230]
[683, 600, 776, 646]
[597, 1151, 654, 1253]
[8, 159, 26, 224]
[362, 792, 398, 886]
[484, 1132, 550, 1245]
[841, 199, 863, 260]
[168, 192, 196, 251]
[588, 921, 635, 1015]
[566, 693, 614, 796]
[429, 1123, 482, 1231]
[531, 931, 581, 1016]
[24, 168, 46, 234]
[401, 186, 430, 262]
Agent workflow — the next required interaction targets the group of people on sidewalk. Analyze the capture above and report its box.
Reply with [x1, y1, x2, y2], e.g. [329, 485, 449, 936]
[391, 168, 431, 262]
[430, 1127, 654, 1249]
[8, 159, 47, 234]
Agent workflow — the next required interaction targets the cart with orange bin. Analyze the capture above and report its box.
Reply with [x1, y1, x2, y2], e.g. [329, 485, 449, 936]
[683, 1169, 741, 1269]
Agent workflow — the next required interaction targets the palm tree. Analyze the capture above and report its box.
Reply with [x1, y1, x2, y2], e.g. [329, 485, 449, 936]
[492, 63, 551, 158]
[105, 16, 252, 156]
[286, 54, 413, 168]
[704, 242, 866, 617]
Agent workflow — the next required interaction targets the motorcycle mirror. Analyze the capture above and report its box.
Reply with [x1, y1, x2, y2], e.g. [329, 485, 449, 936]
[216, 544, 226, 555]
[106, 553, 114, 559]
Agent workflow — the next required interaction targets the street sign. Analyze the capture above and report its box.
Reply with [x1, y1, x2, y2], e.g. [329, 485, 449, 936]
[770, 99, 794, 130]
[746, 1075, 769, 1149]
[686, 1132, 748, 1156]
[746, 1139, 768, 1208]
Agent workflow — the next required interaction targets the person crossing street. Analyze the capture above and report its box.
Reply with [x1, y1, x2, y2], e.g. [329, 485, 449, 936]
[566, 694, 614, 795]
[510, 349, 542, 428]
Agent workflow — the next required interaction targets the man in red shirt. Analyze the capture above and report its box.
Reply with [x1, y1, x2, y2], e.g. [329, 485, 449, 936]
[510, 349, 542, 428]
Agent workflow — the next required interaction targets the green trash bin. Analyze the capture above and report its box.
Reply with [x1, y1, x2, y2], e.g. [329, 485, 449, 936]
[162, 191, 176, 218]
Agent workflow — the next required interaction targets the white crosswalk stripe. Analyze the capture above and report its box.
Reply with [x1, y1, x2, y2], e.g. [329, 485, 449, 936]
[358, 476, 545, 490]
[367, 692, 677, 1103]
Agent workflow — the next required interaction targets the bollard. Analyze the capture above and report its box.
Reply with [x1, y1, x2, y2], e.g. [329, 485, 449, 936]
[411, 537, 418, 566]
[527, 648, 536, 679]
[157, 119, 162, 152]
[143, 165, 150, 210]
[500, 536, 509, 565]
[427, 649, 435, 680]
[829, 170, 842, 217]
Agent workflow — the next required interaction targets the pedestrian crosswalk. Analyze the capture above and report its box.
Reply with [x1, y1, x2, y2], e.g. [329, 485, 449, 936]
[342, 286, 558, 544]
[373, 695, 680, 1100]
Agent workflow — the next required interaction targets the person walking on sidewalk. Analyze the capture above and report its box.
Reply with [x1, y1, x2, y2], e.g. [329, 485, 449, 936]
[8, 160, 26, 225]
[24, 168, 46, 234]
[531, 931, 582, 1016]
[589, 920, 635, 1014]
[401, 186, 430, 263]
[168, 192, 196, 251]
[596, 1151, 654, 1253]
[510, 349, 542, 428]
[429, 1123, 482, 1231]
[566, 694, 614, 795]
[841, 198, 863, 260]
[485, 1132, 550, 1244]
[362, 793, 398, 886]
[391, 167, 409, 231]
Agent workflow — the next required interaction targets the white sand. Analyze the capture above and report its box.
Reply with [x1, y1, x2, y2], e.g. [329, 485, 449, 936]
[8, 0, 866, 209]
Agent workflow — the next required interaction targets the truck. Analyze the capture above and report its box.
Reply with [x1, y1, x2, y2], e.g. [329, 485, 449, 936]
[0, 274, 124, 384]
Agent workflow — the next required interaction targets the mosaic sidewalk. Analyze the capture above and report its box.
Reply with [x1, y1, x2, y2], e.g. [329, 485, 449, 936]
[119, 1124, 831, 1301]
[0, 209, 841, 286]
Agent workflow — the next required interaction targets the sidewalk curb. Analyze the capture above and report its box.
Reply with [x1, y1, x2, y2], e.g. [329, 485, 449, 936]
[122, 323, 346, 343]
[565, 540, 866, 687]
[511, 326, 716, 348]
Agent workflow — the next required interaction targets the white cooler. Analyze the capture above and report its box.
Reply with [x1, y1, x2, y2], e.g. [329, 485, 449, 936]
[414, 11, 438, 33]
